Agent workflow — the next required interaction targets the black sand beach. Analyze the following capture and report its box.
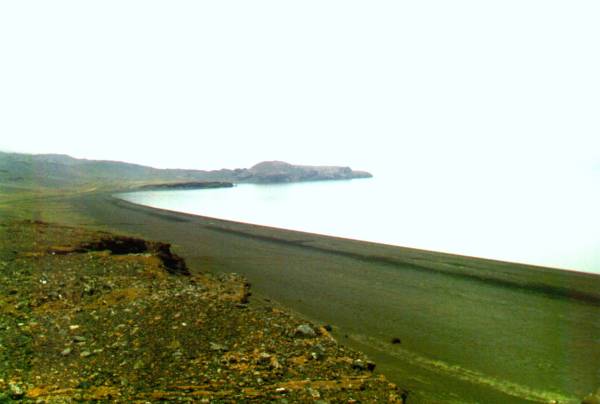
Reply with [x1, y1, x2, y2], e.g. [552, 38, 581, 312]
[2, 188, 594, 402]
[41, 191, 598, 403]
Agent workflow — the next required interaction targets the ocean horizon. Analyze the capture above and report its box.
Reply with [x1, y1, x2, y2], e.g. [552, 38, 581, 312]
[119, 171, 600, 275]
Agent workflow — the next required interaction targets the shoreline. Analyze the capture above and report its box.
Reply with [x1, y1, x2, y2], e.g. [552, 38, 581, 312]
[111, 194, 600, 306]
[62, 191, 600, 403]
[118, 183, 597, 276]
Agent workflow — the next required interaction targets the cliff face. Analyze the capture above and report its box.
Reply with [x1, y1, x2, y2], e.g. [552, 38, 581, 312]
[232, 161, 372, 183]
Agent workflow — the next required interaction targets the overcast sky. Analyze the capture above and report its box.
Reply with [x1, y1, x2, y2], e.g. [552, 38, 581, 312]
[1, 1, 599, 176]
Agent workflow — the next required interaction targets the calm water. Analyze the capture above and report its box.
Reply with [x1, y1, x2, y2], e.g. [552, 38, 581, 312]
[119, 171, 600, 274]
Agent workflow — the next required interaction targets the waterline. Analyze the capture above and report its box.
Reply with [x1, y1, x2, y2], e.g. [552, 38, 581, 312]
[118, 175, 600, 274]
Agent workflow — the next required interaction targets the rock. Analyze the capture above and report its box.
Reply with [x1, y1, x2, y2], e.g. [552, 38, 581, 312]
[9, 382, 24, 398]
[210, 342, 229, 352]
[294, 324, 316, 338]
[308, 387, 321, 399]
[310, 343, 326, 360]
[77, 381, 92, 389]
[352, 359, 376, 372]
[167, 340, 181, 350]
[582, 393, 600, 404]
[270, 356, 282, 370]
[258, 352, 272, 363]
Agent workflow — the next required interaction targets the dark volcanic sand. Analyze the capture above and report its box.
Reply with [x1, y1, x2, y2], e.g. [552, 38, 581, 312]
[65, 192, 600, 403]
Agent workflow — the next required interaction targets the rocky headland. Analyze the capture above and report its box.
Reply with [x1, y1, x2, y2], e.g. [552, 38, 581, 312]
[230, 161, 372, 184]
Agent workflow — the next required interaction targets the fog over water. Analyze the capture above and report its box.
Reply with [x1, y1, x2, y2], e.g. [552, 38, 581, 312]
[120, 167, 600, 274]
[2, 1, 599, 274]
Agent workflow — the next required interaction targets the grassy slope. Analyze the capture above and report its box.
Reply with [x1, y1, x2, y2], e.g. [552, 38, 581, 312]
[0, 151, 220, 190]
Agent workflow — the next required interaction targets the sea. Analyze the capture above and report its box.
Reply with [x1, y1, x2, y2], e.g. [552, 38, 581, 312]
[118, 170, 600, 274]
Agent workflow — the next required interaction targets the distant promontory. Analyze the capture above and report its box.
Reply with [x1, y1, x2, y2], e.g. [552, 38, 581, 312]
[0, 151, 372, 190]
[231, 161, 373, 184]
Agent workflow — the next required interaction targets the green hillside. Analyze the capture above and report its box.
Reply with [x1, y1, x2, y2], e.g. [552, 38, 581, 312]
[0, 152, 372, 191]
[0, 152, 220, 190]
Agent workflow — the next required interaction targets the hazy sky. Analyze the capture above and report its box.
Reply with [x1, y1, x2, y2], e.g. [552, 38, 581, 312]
[1, 1, 599, 176]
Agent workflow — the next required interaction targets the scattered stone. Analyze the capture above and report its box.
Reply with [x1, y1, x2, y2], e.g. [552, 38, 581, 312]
[308, 387, 321, 399]
[352, 359, 376, 372]
[9, 382, 24, 398]
[258, 352, 272, 363]
[0, 220, 403, 403]
[77, 381, 92, 389]
[270, 356, 282, 370]
[582, 392, 600, 404]
[209, 342, 229, 352]
[294, 324, 316, 338]
[310, 343, 326, 360]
